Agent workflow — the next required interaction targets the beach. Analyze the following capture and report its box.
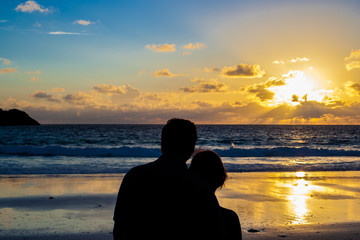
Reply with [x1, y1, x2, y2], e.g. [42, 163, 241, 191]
[1, 171, 359, 240]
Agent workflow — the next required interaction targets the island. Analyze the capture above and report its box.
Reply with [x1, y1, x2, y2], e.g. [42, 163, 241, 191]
[0, 108, 40, 126]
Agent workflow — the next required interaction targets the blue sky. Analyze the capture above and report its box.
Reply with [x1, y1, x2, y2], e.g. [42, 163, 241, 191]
[1, 0, 360, 124]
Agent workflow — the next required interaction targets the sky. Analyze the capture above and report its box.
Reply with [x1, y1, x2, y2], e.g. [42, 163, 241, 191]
[1, 0, 360, 124]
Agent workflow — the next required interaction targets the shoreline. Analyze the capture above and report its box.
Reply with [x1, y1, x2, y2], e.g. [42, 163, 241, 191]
[1, 171, 359, 240]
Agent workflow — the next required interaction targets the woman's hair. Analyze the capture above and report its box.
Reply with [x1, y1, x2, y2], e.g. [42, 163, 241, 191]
[189, 150, 227, 191]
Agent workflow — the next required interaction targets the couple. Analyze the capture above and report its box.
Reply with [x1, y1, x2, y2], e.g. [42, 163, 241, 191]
[113, 118, 242, 240]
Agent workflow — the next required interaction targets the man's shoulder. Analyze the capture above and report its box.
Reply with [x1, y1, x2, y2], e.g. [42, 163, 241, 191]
[125, 159, 159, 177]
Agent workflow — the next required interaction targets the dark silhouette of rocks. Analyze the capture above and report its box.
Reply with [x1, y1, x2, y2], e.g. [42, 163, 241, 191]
[0, 108, 40, 126]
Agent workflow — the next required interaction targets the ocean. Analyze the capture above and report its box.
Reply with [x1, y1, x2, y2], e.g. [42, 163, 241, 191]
[1, 125, 360, 174]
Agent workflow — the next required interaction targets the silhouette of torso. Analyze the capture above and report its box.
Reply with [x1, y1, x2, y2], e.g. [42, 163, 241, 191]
[114, 156, 222, 240]
[220, 207, 242, 239]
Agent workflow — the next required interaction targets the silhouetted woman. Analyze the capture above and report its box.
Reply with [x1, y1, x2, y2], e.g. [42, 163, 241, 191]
[189, 150, 242, 240]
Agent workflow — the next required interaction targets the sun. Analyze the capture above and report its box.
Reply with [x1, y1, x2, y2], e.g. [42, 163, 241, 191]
[269, 70, 321, 106]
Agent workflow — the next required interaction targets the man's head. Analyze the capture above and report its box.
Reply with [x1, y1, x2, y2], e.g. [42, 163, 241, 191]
[161, 118, 197, 161]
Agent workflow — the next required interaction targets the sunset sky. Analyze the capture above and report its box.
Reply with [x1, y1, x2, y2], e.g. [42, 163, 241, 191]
[1, 0, 360, 124]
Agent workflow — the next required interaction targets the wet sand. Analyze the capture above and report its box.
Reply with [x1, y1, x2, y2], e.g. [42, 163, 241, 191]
[0, 172, 359, 240]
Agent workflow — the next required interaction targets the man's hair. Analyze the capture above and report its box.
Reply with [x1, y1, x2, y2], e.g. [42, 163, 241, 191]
[161, 118, 197, 159]
[189, 150, 227, 191]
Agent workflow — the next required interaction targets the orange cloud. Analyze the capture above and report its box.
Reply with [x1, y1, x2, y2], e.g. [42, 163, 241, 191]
[222, 64, 265, 78]
[345, 49, 360, 71]
[183, 42, 207, 50]
[273, 57, 309, 64]
[52, 87, 65, 92]
[204, 67, 220, 72]
[348, 82, 360, 94]
[31, 90, 60, 103]
[180, 79, 228, 93]
[145, 43, 176, 52]
[0, 68, 17, 74]
[247, 77, 286, 101]
[153, 68, 182, 77]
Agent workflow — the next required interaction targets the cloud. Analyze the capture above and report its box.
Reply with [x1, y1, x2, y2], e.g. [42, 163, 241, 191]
[62, 84, 140, 107]
[48, 31, 81, 35]
[25, 70, 41, 75]
[183, 42, 207, 50]
[145, 43, 176, 52]
[348, 82, 360, 94]
[180, 79, 228, 93]
[63, 91, 97, 106]
[25, 70, 41, 81]
[345, 49, 360, 71]
[138, 70, 146, 76]
[31, 91, 60, 103]
[290, 57, 309, 63]
[292, 94, 299, 102]
[52, 87, 65, 92]
[273, 57, 309, 64]
[204, 67, 220, 72]
[263, 77, 287, 88]
[222, 63, 265, 78]
[0, 58, 11, 65]
[0, 68, 17, 74]
[93, 84, 140, 96]
[153, 68, 182, 77]
[73, 20, 94, 26]
[15, 1, 50, 13]
[273, 60, 285, 64]
[110, 85, 141, 104]
[247, 77, 286, 101]
[248, 86, 275, 101]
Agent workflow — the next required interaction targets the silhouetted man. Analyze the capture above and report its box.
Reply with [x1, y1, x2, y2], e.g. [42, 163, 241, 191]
[113, 118, 222, 240]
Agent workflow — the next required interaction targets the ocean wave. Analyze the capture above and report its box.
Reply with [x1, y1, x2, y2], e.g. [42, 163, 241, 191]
[1, 145, 360, 158]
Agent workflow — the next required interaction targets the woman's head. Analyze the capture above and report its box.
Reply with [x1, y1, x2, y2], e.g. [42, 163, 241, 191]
[189, 150, 227, 192]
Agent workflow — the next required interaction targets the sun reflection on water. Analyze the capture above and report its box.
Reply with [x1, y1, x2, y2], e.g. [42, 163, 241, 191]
[283, 171, 319, 225]
[288, 178, 310, 224]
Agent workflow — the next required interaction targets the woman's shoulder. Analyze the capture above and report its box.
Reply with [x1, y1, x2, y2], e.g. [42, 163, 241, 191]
[220, 207, 240, 222]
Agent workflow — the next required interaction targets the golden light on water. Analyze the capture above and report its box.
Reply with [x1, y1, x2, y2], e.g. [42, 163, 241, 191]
[283, 171, 325, 225]
[287, 178, 310, 224]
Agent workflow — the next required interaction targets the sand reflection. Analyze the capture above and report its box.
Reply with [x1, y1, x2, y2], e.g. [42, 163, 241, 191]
[217, 171, 360, 229]
[288, 178, 309, 224]
[277, 171, 325, 225]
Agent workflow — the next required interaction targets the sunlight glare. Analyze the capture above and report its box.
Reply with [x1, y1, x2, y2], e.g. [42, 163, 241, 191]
[270, 70, 322, 106]
[288, 178, 310, 224]
[295, 171, 306, 178]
